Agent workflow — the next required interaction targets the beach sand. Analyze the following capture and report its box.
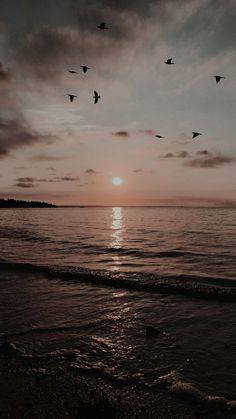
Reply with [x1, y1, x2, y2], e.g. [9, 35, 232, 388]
[0, 350, 222, 419]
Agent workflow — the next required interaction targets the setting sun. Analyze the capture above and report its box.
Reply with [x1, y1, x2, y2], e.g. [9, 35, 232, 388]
[112, 177, 124, 186]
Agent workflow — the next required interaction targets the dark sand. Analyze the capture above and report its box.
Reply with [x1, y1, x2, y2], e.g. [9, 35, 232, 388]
[0, 348, 235, 419]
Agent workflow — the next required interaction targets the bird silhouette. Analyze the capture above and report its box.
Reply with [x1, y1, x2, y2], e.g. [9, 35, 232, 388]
[214, 75, 225, 84]
[192, 132, 202, 139]
[98, 22, 109, 29]
[93, 91, 100, 104]
[165, 58, 174, 65]
[81, 65, 90, 73]
[68, 94, 77, 102]
[68, 70, 78, 74]
[155, 135, 164, 138]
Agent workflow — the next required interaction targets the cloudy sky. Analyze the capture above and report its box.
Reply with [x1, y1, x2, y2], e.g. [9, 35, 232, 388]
[0, 0, 235, 206]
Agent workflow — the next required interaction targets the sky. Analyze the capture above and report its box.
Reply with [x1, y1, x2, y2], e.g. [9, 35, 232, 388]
[0, 0, 235, 206]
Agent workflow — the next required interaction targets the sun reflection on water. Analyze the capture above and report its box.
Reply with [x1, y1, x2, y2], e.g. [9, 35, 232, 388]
[110, 207, 123, 270]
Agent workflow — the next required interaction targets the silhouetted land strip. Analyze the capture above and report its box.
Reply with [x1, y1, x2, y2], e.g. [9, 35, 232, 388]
[0, 199, 56, 208]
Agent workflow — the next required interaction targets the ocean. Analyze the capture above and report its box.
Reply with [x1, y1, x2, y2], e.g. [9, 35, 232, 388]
[0, 207, 236, 408]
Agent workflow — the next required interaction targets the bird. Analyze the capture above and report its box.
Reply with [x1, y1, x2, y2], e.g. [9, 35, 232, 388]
[155, 135, 164, 138]
[93, 91, 100, 104]
[68, 70, 78, 74]
[97, 22, 109, 29]
[68, 94, 77, 102]
[81, 65, 90, 74]
[165, 58, 174, 65]
[214, 75, 225, 84]
[192, 132, 202, 139]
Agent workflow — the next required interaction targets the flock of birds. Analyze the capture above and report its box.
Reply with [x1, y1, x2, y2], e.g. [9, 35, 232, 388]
[67, 22, 225, 141]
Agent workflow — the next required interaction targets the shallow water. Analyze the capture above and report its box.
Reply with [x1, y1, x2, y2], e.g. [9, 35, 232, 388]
[0, 269, 236, 403]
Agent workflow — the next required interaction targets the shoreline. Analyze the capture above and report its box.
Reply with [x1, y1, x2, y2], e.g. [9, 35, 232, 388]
[1, 348, 232, 419]
[1, 268, 236, 418]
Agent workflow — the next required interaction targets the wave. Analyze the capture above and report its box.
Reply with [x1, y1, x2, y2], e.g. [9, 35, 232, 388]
[157, 370, 236, 411]
[0, 259, 235, 302]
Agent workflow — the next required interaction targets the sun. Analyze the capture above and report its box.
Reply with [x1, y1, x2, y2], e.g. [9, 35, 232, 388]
[112, 176, 124, 186]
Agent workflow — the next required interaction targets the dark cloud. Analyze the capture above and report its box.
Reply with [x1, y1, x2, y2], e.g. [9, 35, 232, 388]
[16, 26, 73, 81]
[196, 150, 210, 156]
[56, 176, 79, 181]
[133, 169, 144, 173]
[162, 150, 190, 159]
[15, 177, 38, 188]
[138, 129, 155, 136]
[0, 116, 56, 159]
[164, 153, 174, 158]
[85, 169, 97, 175]
[0, 62, 10, 83]
[112, 131, 129, 137]
[184, 155, 235, 168]
[177, 150, 190, 158]
[15, 175, 79, 187]
[14, 14, 137, 81]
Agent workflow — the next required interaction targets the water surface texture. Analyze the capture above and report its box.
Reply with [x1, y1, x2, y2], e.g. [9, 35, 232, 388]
[0, 207, 235, 280]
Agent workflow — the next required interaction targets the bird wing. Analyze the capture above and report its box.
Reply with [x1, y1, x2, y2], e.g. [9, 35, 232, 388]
[94, 91, 100, 104]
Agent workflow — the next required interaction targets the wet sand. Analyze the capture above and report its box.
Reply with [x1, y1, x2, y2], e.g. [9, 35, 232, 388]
[0, 349, 230, 419]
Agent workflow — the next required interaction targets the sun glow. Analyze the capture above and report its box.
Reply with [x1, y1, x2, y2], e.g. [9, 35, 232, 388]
[112, 176, 124, 186]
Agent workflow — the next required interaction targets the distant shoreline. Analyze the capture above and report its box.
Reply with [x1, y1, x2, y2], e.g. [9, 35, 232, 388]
[0, 199, 235, 209]
[0, 199, 56, 208]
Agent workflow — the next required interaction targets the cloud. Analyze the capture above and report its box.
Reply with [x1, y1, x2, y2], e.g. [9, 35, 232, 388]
[196, 150, 210, 155]
[164, 152, 174, 158]
[112, 131, 129, 137]
[0, 62, 10, 84]
[138, 129, 155, 136]
[133, 169, 144, 173]
[15, 177, 38, 188]
[47, 167, 56, 172]
[0, 116, 56, 159]
[177, 150, 190, 158]
[15, 175, 79, 187]
[55, 176, 79, 181]
[184, 155, 235, 168]
[85, 169, 97, 175]
[162, 151, 190, 159]
[16, 26, 73, 81]
[29, 153, 66, 162]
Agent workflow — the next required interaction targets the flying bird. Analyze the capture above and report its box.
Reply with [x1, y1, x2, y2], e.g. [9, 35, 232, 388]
[155, 135, 164, 138]
[165, 58, 174, 65]
[214, 75, 225, 84]
[93, 91, 100, 104]
[68, 94, 77, 102]
[81, 66, 90, 73]
[68, 70, 78, 74]
[98, 22, 109, 29]
[192, 132, 202, 139]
